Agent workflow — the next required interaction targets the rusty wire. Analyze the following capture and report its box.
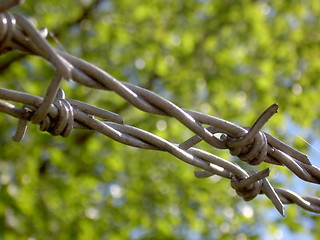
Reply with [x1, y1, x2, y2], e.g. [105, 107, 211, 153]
[1, 0, 320, 216]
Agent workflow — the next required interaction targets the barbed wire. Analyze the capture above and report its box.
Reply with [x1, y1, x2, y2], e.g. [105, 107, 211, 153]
[1, 0, 320, 216]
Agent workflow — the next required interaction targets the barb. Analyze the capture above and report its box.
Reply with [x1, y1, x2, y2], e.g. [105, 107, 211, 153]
[0, 0, 319, 216]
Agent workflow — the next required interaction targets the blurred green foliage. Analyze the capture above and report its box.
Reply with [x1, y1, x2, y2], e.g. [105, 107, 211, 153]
[0, 0, 320, 239]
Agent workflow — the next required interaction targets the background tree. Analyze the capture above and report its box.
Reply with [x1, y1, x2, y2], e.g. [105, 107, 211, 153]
[0, 0, 319, 239]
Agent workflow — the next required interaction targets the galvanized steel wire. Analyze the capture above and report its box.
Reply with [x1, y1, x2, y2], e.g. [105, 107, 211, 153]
[1, 0, 320, 216]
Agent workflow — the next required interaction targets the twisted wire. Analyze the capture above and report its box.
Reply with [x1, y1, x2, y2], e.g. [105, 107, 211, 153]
[0, 0, 319, 216]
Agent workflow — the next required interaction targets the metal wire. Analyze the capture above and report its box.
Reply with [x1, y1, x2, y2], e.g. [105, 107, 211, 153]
[0, 0, 320, 216]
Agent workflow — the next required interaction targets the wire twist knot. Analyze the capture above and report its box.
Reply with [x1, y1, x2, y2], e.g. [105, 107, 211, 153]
[231, 170, 264, 201]
[226, 131, 268, 165]
[33, 89, 74, 137]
